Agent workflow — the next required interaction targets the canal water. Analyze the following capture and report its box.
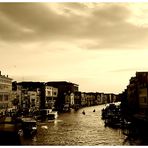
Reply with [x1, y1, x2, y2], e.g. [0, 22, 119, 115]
[22, 104, 130, 146]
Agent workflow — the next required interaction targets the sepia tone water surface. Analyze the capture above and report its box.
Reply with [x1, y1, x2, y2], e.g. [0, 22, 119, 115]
[22, 105, 130, 146]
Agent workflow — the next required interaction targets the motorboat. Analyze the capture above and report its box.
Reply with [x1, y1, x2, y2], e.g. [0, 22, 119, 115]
[18, 117, 37, 136]
[36, 109, 58, 121]
[47, 111, 58, 120]
[0, 117, 23, 145]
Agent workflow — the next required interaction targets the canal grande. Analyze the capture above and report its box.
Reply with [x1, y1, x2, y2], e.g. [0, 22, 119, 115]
[22, 104, 131, 145]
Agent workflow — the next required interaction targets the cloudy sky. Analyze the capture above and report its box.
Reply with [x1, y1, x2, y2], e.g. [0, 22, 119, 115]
[1, 2, 148, 93]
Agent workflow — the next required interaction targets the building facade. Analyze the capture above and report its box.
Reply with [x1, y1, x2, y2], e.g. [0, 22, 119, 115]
[45, 85, 58, 109]
[46, 81, 79, 111]
[120, 72, 148, 120]
[0, 71, 12, 115]
[12, 82, 22, 109]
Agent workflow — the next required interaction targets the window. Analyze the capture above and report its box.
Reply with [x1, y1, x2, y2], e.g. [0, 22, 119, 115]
[0, 95, 3, 102]
[144, 97, 147, 103]
[139, 96, 147, 104]
[47, 91, 51, 96]
[4, 95, 8, 101]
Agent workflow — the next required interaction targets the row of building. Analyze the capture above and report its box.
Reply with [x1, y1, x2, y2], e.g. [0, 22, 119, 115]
[0, 71, 118, 114]
[119, 72, 148, 121]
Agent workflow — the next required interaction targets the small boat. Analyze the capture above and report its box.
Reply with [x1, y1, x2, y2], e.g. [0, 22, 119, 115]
[82, 110, 85, 115]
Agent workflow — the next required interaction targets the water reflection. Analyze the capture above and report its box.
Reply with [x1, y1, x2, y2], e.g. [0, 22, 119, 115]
[22, 105, 146, 146]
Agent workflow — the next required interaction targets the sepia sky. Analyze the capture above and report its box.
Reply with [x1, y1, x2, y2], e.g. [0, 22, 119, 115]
[1, 2, 148, 93]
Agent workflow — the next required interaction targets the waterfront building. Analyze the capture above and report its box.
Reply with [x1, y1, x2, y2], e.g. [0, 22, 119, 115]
[21, 88, 30, 112]
[12, 81, 22, 109]
[120, 89, 128, 117]
[46, 81, 79, 111]
[127, 76, 139, 115]
[105, 94, 111, 104]
[64, 91, 75, 110]
[16, 82, 44, 110]
[28, 90, 40, 111]
[81, 92, 87, 107]
[85, 92, 96, 106]
[16, 82, 57, 110]
[136, 72, 148, 115]
[120, 71, 148, 120]
[95, 93, 103, 105]
[45, 85, 58, 109]
[102, 93, 108, 104]
[12, 81, 41, 112]
[108, 93, 117, 103]
[74, 91, 81, 108]
[0, 71, 13, 115]
[64, 92, 70, 109]
[119, 72, 148, 137]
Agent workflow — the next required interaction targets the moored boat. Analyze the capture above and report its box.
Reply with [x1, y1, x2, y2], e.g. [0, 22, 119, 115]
[47, 111, 58, 120]
[35, 109, 58, 121]
[18, 117, 37, 136]
[102, 103, 124, 128]
[0, 117, 23, 145]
